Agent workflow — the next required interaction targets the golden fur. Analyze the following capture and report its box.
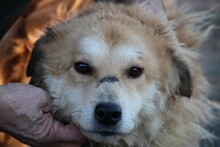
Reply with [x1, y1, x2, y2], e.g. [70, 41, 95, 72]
[21, 0, 219, 147]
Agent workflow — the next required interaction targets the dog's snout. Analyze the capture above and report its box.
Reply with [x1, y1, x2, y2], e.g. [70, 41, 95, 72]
[95, 103, 122, 125]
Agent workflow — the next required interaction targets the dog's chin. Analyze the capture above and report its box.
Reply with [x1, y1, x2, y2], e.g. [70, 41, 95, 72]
[81, 128, 127, 144]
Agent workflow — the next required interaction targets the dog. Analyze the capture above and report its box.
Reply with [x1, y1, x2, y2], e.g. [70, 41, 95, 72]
[26, 0, 219, 146]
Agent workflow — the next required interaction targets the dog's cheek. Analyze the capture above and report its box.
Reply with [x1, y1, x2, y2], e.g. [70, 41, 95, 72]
[42, 75, 86, 124]
[138, 84, 165, 137]
[117, 83, 161, 132]
[42, 75, 72, 122]
[140, 83, 165, 115]
[60, 84, 95, 123]
[115, 87, 142, 132]
[62, 83, 101, 130]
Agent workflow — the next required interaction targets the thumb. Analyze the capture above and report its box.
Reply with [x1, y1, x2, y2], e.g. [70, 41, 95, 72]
[47, 119, 86, 144]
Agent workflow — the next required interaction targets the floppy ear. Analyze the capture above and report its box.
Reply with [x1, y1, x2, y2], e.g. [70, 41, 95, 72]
[173, 56, 193, 98]
[27, 28, 56, 85]
[26, 40, 45, 85]
[26, 43, 44, 77]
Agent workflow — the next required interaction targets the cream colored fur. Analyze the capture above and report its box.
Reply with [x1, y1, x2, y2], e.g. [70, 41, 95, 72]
[26, 1, 219, 147]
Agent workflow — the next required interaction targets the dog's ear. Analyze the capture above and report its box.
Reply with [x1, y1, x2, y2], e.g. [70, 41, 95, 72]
[27, 28, 57, 86]
[26, 40, 45, 86]
[27, 28, 56, 77]
[26, 43, 44, 77]
[173, 56, 193, 98]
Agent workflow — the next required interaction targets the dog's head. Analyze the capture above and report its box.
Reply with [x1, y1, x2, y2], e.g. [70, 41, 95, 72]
[27, 2, 192, 144]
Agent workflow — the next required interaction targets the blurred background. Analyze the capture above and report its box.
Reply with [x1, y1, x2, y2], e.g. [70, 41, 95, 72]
[0, 0, 219, 146]
[182, 0, 220, 146]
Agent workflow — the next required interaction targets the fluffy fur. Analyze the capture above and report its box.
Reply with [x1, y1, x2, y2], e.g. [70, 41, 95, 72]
[26, 1, 219, 147]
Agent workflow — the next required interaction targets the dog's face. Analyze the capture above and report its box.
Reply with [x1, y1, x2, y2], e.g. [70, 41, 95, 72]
[27, 3, 192, 144]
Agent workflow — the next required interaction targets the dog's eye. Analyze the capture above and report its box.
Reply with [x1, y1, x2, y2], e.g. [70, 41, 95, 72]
[128, 66, 144, 78]
[74, 62, 92, 75]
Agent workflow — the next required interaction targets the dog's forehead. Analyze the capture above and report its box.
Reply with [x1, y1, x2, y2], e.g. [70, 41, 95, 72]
[79, 35, 108, 60]
[78, 34, 144, 66]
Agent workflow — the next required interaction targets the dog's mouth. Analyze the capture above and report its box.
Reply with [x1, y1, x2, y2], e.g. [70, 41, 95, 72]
[92, 130, 123, 136]
[82, 128, 124, 137]
[80, 127, 127, 143]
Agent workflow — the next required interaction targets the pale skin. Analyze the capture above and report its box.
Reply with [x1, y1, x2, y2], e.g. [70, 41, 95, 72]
[0, 0, 177, 146]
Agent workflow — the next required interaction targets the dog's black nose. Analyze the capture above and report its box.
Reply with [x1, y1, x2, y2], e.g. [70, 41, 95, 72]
[95, 103, 122, 125]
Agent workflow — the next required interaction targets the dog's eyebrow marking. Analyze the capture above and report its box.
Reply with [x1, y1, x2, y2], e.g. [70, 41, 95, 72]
[79, 36, 108, 61]
[96, 76, 119, 87]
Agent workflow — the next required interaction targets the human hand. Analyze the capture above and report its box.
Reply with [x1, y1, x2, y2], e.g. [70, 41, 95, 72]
[0, 83, 85, 147]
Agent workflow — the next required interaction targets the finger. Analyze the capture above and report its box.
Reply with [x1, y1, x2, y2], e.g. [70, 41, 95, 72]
[48, 120, 86, 144]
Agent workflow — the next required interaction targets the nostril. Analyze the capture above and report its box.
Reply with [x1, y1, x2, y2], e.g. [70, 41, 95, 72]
[111, 111, 121, 121]
[95, 103, 122, 125]
[96, 110, 106, 120]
